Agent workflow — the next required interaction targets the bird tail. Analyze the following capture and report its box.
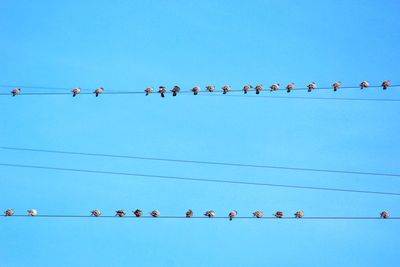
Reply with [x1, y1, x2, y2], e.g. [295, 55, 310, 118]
[96, 93, 99, 97]
[161, 93, 165, 98]
[73, 93, 76, 97]
[256, 90, 260, 95]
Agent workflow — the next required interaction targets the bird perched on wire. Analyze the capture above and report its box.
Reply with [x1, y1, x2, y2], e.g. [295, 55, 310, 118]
[150, 210, 160, 217]
[115, 209, 126, 217]
[294, 211, 304, 218]
[360, 81, 369, 89]
[255, 84, 264, 95]
[229, 210, 238, 221]
[94, 87, 104, 97]
[382, 80, 391, 90]
[71, 87, 81, 97]
[206, 85, 216, 92]
[307, 82, 317, 92]
[158, 86, 167, 98]
[171, 86, 181, 96]
[133, 209, 143, 217]
[270, 83, 280, 91]
[144, 87, 153, 96]
[91, 210, 101, 217]
[286, 83, 295, 93]
[332, 82, 342, 92]
[11, 88, 21, 97]
[222, 85, 231, 94]
[204, 210, 216, 218]
[4, 209, 14, 216]
[27, 209, 37, 216]
[380, 211, 390, 219]
[242, 85, 253, 94]
[274, 211, 284, 218]
[192, 86, 201, 95]
[186, 209, 193, 218]
[253, 211, 264, 218]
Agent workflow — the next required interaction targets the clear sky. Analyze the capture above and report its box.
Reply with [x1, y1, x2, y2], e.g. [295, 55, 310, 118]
[1, 0, 399, 266]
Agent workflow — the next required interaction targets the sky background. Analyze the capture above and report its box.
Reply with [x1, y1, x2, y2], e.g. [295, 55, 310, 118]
[1, 0, 399, 266]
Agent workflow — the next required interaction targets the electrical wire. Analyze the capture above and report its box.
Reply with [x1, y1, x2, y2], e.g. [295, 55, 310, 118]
[2, 214, 399, 220]
[0, 163, 399, 196]
[1, 146, 398, 178]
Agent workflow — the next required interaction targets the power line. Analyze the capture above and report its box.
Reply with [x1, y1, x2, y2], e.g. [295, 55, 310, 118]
[2, 215, 399, 220]
[0, 163, 399, 196]
[1, 146, 398, 178]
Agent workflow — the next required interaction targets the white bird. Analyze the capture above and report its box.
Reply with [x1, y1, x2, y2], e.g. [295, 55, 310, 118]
[360, 81, 369, 89]
[332, 82, 342, 92]
[294, 211, 304, 218]
[206, 85, 216, 92]
[71, 87, 81, 97]
[91, 210, 101, 217]
[204, 210, 216, 218]
[94, 87, 104, 97]
[145, 87, 153, 96]
[307, 82, 317, 92]
[192, 86, 201, 95]
[243, 85, 253, 94]
[11, 88, 21, 97]
[270, 83, 280, 91]
[286, 83, 295, 93]
[4, 209, 14, 216]
[27, 209, 37, 216]
[150, 210, 160, 217]
[253, 211, 264, 218]
[222, 85, 231, 94]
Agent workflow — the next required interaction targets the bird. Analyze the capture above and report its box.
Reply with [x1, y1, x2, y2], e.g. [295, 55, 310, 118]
[255, 84, 264, 95]
[90, 210, 101, 217]
[11, 88, 21, 97]
[133, 209, 143, 217]
[253, 211, 264, 218]
[206, 85, 216, 92]
[229, 210, 238, 221]
[380, 211, 390, 219]
[186, 209, 193, 218]
[150, 210, 160, 217]
[222, 85, 231, 94]
[27, 209, 37, 216]
[204, 210, 216, 218]
[71, 87, 81, 97]
[274, 211, 284, 218]
[286, 83, 295, 93]
[94, 87, 104, 97]
[242, 85, 253, 94]
[360, 81, 369, 89]
[382, 80, 391, 90]
[158, 86, 167, 98]
[294, 211, 304, 218]
[307, 82, 317, 92]
[171, 86, 181, 96]
[332, 82, 342, 92]
[145, 87, 153, 96]
[4, 209, 14, 216]
[192, 86, 201, 95]
[270, 83, 280, 91]
[115, 209, 126, 217]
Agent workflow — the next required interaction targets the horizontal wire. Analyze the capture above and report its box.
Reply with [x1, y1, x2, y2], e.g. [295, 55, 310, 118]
[3, 215, 399, 220]
[0, 163, 399, 196]
[1, 146, 398, 178]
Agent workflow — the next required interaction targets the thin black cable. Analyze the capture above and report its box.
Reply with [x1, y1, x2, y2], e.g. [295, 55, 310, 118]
[1, 146, 398, 178]
[0, 163, 399, 196]
[3, 215, 400, 220]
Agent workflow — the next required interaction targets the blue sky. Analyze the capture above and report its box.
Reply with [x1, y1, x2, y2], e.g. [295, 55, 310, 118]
[1, 0, 399, 266]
